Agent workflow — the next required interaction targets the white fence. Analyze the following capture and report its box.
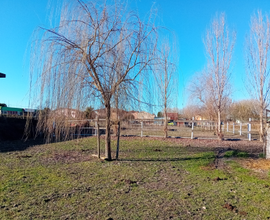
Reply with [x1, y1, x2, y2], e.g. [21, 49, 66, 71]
[68, 118, 260, 141]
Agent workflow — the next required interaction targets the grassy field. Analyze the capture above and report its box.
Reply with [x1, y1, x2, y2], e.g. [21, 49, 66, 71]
[0, 137, 269, 219]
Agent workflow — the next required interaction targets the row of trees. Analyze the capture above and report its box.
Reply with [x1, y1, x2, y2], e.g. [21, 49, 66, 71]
[180, 99, 260, 122]
[188, 11, 270, 142]
[159, 11, 270, 142]
[29, 0, 270, 160]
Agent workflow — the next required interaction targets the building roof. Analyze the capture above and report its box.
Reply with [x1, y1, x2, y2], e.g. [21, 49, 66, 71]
[0, 107, 23, 112]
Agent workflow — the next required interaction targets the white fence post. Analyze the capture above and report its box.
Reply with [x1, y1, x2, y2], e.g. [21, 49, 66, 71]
[227, 122, 229, 132]
[248, 118, 251, 141]
[233, 123, 235, 134]
[141, 121, 143, 137]
[191, 117, 194, 139]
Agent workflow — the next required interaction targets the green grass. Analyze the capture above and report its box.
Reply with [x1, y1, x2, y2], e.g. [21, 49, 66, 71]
[224, 150, 237, 157]
[0, 137, 270, 219]
[224, 150, 249, 158]
[259, 153, 266, 158]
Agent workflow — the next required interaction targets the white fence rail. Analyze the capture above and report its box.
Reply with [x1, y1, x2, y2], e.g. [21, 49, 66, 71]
[67, 118, 260, 141]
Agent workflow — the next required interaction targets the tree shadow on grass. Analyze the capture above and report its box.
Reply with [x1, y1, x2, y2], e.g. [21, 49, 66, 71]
[0, 131, 104, 153]
[0, 135, 95, 153]
[0, 138, 45, 153]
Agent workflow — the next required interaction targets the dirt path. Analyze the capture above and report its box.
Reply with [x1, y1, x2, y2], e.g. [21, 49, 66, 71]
[214, 148, 228, 169]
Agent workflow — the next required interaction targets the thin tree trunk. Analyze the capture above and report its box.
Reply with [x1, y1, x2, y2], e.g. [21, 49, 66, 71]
[164, 69, 168, 138]
[217, 109, 223, 140]
[115, 86, 120, 159]
[105, 102, 112, 161]
[116, 120, 120, 160]
[260, 105, 264, 142]
[164, 108, 168, 138]
[97, 122, 100, 159]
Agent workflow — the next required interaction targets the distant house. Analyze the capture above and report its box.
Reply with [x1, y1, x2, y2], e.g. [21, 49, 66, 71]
[94, 108, 106, 119]
[154, 117, 164, 125]
[23, 108, 37, 117]
[52, 108, 83, 119]
[131, 111, 155, 120]
[94, 108, 133, 121]
[0, 106, 24, 116]
[195, 115, 206, 120]
[167, 113, 178, 120]
[175, 118, 190, 127]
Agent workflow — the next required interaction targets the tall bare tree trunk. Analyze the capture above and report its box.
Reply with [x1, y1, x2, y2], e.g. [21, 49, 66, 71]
[217, 109, 223, 140]
[115, 86, 120, 159]
[164, 80, 168, 138]
[105, 101, 112, 161]
[260, 97, 264, 142]
[116, 120, 120, 160]
[164, 107, 168, 138]
[97, 122, 100, 159]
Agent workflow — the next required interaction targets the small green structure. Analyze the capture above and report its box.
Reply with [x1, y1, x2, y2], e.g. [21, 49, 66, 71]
[0, 107, 24, 116]
[0, 73, 6, 78]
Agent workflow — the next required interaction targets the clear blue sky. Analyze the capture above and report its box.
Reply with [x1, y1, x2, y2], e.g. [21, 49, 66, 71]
[1, 0, 270, 109]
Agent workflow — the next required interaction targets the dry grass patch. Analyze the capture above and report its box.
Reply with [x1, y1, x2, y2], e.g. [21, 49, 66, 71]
[237, 158, 270, 172]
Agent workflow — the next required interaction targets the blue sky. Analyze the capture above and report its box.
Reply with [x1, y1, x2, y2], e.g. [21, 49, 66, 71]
[1, 0, 270, 110]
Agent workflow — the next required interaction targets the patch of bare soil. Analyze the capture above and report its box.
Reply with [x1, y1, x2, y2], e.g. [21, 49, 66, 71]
[41, 150, 92, 165]
[237, 159, 270, 172]
[222, 203, 247, 216]
[213, 177, 227, 181]
[223, 203, 237, 212]
[214, 148, 228, 169]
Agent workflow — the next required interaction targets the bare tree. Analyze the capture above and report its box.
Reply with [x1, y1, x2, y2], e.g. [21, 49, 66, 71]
[189, 69, 215, 120]
[30, 0, 158, 160]
[154, 40, 177, 138]
[191, 13, 235, 140]
[246, 11, 270, 142]
[189, 68, 232, 123]
[229, 99, 260, 122]
[180, 104, 202, 120]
